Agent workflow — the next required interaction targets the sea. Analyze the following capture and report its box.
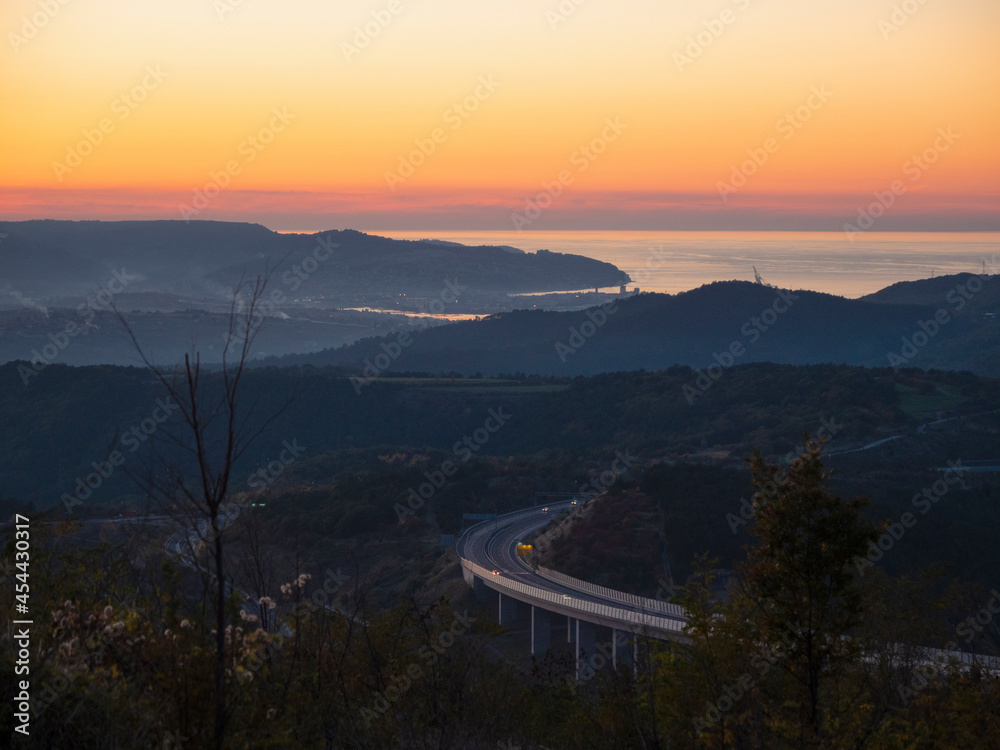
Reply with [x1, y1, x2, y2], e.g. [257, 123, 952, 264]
[373, 231, 999, 299]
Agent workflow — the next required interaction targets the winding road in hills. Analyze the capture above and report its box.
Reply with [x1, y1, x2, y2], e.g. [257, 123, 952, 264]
[457, 500, 686, 636]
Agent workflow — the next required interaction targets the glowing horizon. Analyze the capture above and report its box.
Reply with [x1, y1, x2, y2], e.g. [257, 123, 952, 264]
[2, 0, 998, 230]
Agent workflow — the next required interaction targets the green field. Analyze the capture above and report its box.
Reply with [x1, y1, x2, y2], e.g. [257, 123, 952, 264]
[894, 381, 970, 417]
[367, 377, 571, 394]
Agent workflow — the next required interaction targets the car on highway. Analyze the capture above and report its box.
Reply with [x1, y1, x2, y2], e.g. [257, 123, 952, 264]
[541, 507, 549, 512]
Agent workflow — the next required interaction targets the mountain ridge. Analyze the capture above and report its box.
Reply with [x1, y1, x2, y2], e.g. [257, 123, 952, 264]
[0, 220, 629, 300]
[263, 276, 1000, 377]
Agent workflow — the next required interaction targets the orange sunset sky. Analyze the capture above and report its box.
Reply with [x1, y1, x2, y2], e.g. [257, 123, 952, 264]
[2, 0, 998, 230]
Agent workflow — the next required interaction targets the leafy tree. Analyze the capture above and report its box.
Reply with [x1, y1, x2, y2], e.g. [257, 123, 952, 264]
[739, 438, 880, 746]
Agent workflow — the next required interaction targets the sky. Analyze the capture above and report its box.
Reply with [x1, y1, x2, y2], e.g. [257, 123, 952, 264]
[2, 0, 998, 231]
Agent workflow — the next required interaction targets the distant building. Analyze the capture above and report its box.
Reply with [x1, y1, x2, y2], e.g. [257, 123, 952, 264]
[620, 285, 627, 294]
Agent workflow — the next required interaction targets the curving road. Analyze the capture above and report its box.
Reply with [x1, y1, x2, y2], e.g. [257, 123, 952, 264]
[458, 501, 1000, 675]
[458, 500, 686, 636]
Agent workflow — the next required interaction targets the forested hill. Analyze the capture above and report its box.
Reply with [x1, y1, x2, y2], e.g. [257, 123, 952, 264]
[4, 360, 998, 511]
[265, 278, 1000, 378]
[861, 271, 1000, 316]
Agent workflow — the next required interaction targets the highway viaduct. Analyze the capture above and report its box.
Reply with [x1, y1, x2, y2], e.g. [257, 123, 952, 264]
[456, 500, 687, 678]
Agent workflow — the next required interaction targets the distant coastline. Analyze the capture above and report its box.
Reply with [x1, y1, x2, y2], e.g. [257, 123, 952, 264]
[350, 230, 1000, 299]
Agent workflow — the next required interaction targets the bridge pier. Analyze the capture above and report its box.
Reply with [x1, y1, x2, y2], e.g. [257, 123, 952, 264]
[574, 619, 597, 680]
[612, 628, 635, 672]
[531, 606, 550, 655]
[498, 592, 518, 625]
[463, 566, 487, 595]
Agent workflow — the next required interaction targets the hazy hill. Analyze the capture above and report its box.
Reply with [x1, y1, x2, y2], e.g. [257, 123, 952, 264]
[0, 307, 441, 367]
[0, 231, 106, 298]
[267, 279, 1000, 378]
[0, 220, 628, 301]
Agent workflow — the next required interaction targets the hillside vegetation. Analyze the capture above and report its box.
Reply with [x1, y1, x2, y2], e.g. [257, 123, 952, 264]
[271, 276, 1000, 378]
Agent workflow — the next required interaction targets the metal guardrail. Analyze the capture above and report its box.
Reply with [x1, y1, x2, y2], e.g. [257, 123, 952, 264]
[457, 501, 686, 632]
[536, 566, 685, 619]
[895, 644, 1000, 672]
[461, 558, 684, 633]
[459, 501, 1000, 665]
